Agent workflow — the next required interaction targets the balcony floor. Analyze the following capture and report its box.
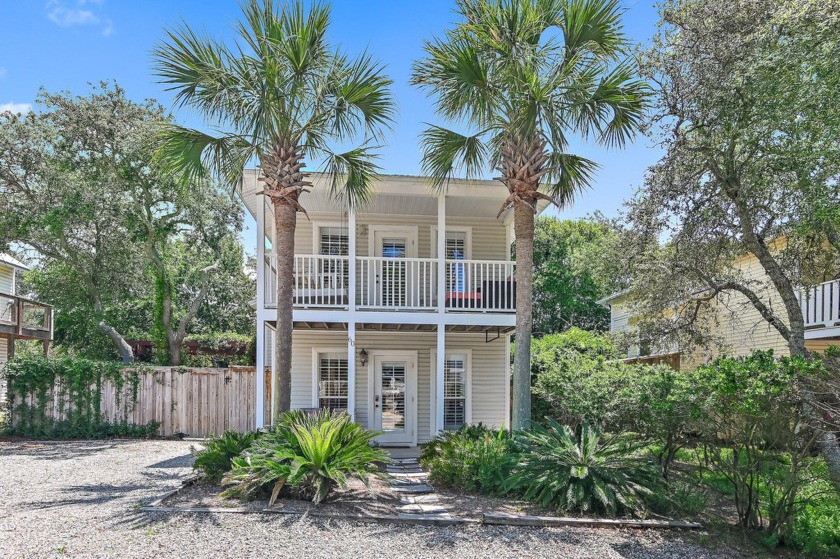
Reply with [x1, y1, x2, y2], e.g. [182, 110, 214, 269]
[286, 320, 514, 334]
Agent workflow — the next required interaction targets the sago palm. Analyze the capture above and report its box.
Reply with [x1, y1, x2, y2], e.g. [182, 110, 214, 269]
[507, 419, 658, 515]
[153, 0, 395, 418]
[411, 0, 647, 429]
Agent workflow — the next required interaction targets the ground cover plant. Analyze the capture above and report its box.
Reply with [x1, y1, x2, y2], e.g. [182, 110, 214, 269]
[222, 410, 389, 505]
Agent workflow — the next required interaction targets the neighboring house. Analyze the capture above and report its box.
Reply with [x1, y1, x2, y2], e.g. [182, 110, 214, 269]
[0, 254, 53, 402]
[240, 171, 547, 447]
[600, 252, 840, 371]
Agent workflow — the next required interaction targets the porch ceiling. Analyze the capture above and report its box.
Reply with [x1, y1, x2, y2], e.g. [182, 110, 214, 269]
[281, 320, 514, 334]
[237, 169, 550, 223]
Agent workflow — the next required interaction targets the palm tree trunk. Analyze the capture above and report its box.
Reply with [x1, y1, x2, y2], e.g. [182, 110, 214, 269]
[512, 202, 535, 431]
[273, 201, 297, 420]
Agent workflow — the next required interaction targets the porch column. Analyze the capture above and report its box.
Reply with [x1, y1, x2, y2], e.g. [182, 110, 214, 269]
[437, 194, 446, 313]
[255, 191, 266, 428]
[347, 320, 356, 421]
[255, 322, 265, 428]
[436, 193, 446, 434]
[436, 326, 445, 434]
[348, 205, 356, 312]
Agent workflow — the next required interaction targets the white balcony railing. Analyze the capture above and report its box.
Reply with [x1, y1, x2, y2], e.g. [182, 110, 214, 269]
[357, 257, 437, 310]
[263, 254, 516, 312]
[800, 278, 840, 328]
[442, 259, 516, 311]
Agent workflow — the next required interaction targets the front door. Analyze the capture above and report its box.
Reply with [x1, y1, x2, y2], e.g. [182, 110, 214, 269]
[372, 352, 417, 445]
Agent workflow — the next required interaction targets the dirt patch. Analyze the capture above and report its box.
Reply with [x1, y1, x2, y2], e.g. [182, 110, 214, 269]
[164, 474, 401, 516]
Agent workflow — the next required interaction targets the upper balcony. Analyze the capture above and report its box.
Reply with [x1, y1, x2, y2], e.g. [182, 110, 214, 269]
[799, 278, 840, 339]
[239, 171, 550, 321]
[263, 254, 516, 312]
[0, 292, 53, 343]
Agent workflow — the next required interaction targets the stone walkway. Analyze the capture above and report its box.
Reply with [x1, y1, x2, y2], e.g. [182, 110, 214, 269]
[387, 458, 452, 520]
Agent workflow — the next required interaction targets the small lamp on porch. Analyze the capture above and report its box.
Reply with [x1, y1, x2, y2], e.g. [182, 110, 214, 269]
[359, 348, 368, 366]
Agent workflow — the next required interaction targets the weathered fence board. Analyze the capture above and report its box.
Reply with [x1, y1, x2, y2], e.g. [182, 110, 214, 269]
[11, 366, 263, 438]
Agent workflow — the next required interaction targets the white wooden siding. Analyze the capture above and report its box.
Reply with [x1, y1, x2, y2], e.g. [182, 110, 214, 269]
[294, 212, 508, 261]
[607, 252, 796, 370]
[0, 265, 14, 295]
[289, 330, 507, 442]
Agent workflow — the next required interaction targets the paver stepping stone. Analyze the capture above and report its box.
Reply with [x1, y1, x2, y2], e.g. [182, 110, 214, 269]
[389, 471, 428, 479]
[399, 494, 439, 504]
[392, 484, 434, 494]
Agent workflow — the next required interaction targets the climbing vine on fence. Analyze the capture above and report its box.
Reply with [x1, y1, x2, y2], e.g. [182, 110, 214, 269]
[2, 355, 159, 439]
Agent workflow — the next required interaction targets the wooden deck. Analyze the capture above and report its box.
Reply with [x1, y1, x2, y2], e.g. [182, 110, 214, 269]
[0, 292, 53, 356]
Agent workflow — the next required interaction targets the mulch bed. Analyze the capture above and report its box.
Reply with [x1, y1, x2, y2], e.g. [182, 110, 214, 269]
[164, 474, 402, 516]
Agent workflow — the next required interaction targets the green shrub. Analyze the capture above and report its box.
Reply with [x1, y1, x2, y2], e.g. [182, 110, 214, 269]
[223, 409, 388, 505]
[192, 430, 258, 483]
[507, 419, 660, 516]
[184, 332, 254, 367]
[420, 424, 515, 495]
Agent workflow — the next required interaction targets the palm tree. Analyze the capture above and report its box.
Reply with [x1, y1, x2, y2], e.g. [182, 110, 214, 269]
[411, 0, 647, 430]
[153, 0, 395, 419]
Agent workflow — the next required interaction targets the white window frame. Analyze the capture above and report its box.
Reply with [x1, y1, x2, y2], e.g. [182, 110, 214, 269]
[368, 225, 418, 258]
[311, 221, 350, 255]
[430, 348, 472, 432]
[311, 347, 350, 410]
[430, 226, 473, 260]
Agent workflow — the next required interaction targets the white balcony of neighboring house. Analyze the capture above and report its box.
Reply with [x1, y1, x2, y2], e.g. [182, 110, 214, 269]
[799, 278, 840, 339]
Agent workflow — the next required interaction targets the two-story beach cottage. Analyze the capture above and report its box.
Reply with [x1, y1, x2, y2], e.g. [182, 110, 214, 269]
[240, 171, 547, 446]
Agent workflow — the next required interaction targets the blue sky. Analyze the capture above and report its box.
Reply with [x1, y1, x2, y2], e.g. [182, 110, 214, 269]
[1, 0, 662, 230]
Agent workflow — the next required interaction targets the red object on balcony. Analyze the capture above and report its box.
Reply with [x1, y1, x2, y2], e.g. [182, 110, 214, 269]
[445, 291, 482, 309]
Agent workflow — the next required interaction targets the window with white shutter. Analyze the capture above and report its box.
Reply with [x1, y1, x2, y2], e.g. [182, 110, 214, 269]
[443, 355, 467, 430]
[317, 353, 348, 411]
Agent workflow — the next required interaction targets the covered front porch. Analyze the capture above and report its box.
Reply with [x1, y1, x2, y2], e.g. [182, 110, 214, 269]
[257, 322, 512, 446]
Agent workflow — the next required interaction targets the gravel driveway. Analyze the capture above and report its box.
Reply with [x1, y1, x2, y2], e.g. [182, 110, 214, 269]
[0, 440, 749, 559]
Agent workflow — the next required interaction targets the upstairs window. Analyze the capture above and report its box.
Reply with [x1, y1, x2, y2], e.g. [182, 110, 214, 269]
[319, 227, 349, 256]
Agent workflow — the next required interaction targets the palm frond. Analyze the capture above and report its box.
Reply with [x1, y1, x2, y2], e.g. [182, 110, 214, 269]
[323, 51, 396, 142]
[419, 126, 490, 190]
[152, 22, 243, 124]
[544, 152, 599, 206]
[320, 145, 382, 208]
[561, 0, 626, 59]
[154, 124, 255, 188]
[411, 36, 496, 127]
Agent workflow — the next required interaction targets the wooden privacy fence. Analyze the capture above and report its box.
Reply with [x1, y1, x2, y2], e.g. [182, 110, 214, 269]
[12, 366, 264, 438]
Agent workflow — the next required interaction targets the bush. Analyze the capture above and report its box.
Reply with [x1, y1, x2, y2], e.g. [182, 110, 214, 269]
[192, 430, 259, 483]
[420, 424, 515, 495]
[222, 409, 388, 504]
[507, 420, 660, 516]
[184, 332, 254, 367]
[532, 333, 693, 476]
